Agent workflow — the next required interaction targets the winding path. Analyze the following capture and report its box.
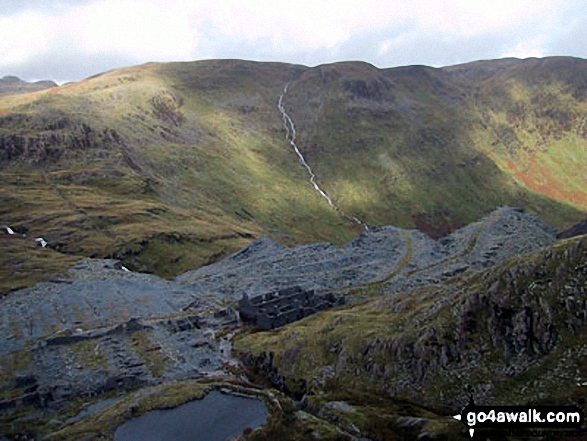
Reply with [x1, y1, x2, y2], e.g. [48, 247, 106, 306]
[278, 83, 368, 231]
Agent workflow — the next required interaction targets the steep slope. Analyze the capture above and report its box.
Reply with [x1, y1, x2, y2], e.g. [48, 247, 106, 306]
[0, 61, 360, 282]
[235, 234, 587, 428]
[281, 58, 586, 233]
[449, 57, 587, 214]
[0, 57, 585, 288]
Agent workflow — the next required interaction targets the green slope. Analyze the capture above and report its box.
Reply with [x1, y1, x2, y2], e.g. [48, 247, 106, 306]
[0, 57, 585, 290]
[234, 235, 587, 438]
[282, 58, 586, 234]
[0, 61, 361, 284]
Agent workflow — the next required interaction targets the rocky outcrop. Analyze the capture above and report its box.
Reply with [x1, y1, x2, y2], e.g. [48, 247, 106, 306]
[0, 114, 122, 163]
[343, 78, 391, 101]
[237, 235, 587, 409]
[558, 218, 587, 239]
[239, 351, 290, 394]
[439, 246, 577, 392]
[150, 91, 185, 127]
[366, 237, 586, 405]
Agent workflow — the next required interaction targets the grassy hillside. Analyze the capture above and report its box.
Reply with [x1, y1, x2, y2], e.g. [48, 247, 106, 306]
[0, 234, 80, 296]
[0, 57, 585, 290]
[234, 235, 587, 438]
[0, 61, 361, 285]
[283, 58, 586, 234]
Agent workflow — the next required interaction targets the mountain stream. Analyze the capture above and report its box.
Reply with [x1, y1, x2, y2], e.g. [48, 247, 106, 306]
[278, 83, 368, 231]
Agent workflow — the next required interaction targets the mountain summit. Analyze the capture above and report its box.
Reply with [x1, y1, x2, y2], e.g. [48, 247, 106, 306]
[0, 57, 585, 284]
[0, 57, 586, 440]
[0, 75, 57, 97]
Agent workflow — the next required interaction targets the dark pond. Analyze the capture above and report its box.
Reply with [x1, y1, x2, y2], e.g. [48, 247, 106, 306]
[113, 390, 269, 441]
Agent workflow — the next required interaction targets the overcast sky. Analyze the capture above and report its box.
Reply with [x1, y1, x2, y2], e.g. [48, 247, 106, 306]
[1, 0, 586, 83]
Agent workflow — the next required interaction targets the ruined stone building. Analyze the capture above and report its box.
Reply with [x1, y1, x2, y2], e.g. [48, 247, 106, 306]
[238, 286, 344, 330]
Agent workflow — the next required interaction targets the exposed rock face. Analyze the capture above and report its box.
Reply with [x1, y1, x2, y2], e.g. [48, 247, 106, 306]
[240, 351, 290, 394]
[237, 235, 587, 409]
[379, 236, 586, 406]
[343, 78, 390, 101]
[558, 218, 587, 239]
[150, 91, 185, 127]
[0, 114, 122, 163]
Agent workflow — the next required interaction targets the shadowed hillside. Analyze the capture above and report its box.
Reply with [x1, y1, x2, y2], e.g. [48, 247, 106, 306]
[283, 57, 587, 233]
[0, 57, 585, 291]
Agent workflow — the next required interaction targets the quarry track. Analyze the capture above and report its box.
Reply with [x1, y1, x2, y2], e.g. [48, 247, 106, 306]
[404, 209, 501, 279]
[0, 207, 558, 421]
[178, 207, 557, 302]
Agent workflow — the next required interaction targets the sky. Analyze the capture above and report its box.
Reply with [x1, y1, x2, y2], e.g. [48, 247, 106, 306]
[1, 0, 586, 83]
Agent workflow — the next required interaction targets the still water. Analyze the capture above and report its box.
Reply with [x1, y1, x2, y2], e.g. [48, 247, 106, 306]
[114, 390, 269, 441]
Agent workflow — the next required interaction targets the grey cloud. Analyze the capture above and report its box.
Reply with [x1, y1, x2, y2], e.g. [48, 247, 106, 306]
[1, 41, 143, 83]
[193, 18, 414, 68]
[546, 14, 587, 58]
[326, 10, 581, 69]
[2, 1, 586, 83]
[0, 0, 94, 16]
[194, 11, 583, 75]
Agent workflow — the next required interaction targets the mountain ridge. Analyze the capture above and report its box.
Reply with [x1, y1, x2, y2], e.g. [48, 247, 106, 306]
[1, 55, 586, 440]
[0, 75, 58, 98]
[0, 56, 585, 292]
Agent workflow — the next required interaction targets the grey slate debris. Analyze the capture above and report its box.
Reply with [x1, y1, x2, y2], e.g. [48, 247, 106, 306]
[0, 206, 559, 423]
[178, 206, 557, 301]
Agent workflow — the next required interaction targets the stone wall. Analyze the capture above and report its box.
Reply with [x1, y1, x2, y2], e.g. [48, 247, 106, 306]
[239, 287, 344, 330]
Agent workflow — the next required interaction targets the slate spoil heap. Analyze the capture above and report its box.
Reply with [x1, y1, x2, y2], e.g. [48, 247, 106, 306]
[0, 207, 571, 437]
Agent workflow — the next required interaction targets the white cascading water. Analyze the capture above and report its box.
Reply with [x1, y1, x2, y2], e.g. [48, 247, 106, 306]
[278, 83, 368, 231]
